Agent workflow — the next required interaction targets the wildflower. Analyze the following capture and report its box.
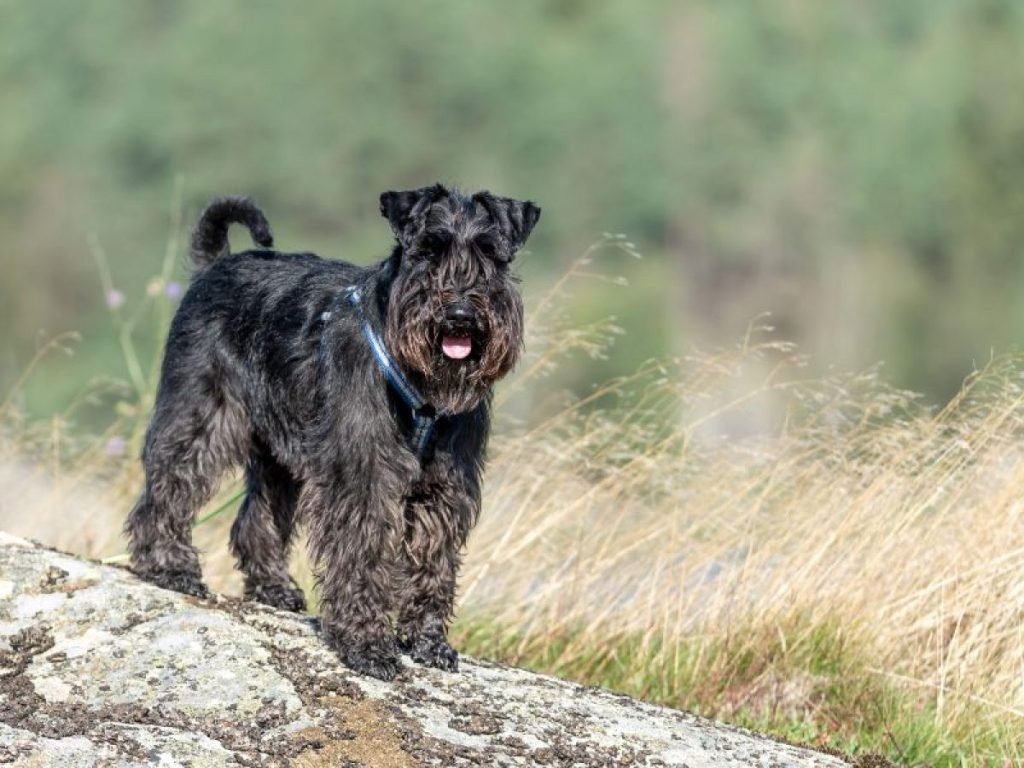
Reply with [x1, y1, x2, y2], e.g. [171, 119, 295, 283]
[105, 289, 125, 310]
[146, 278, 163, 297]
[104, 436, 126, 457]
[165, 281, 183, 301]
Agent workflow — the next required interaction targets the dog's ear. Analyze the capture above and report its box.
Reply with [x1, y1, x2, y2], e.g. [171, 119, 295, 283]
[380, 184, 447, 244]
[506, 198, 542, 249]
[475, 193, 541, 257]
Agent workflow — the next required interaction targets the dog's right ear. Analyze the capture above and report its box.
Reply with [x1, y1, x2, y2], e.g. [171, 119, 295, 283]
[380, 184, 447, 244]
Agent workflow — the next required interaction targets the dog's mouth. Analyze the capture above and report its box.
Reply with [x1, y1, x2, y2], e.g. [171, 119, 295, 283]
[442, 334, 474, 360]
[439, 318, 486, 363]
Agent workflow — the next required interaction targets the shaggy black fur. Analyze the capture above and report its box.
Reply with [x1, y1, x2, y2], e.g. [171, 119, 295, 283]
[125, 185, 540, 680]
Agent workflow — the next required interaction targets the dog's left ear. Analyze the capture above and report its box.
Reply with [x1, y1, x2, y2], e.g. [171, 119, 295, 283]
[504, 197, 542, 250]
[380, 184, 446, 244]
[476, 193, 542, 256]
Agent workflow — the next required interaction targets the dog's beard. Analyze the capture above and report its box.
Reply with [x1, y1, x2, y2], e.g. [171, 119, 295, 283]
[386, 284, 523, 415]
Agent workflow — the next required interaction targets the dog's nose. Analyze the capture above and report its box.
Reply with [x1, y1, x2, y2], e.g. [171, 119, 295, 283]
[445, 304, 476, 324]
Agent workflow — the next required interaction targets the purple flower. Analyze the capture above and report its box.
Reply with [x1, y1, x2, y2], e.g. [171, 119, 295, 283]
[105, 289, 125, 310]
[165, 281, 183, 301]
[104, 436, 126, 457]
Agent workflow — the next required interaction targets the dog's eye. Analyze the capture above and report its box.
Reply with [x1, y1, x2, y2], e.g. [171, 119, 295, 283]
[475, 237, 497, 259]
[422, 233, 450, 255]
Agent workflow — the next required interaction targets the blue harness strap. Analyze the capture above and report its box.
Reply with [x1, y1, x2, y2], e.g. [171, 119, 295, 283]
[346, 286, 442, 458]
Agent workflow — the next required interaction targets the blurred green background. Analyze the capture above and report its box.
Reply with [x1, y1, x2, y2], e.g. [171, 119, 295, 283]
[4, 0, 1024, 417]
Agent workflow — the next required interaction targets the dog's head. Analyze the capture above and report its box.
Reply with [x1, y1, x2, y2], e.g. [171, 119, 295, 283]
[380, 184, 540, 414]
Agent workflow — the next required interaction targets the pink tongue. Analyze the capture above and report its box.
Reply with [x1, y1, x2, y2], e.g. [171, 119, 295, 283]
[442, 335, 473, 360]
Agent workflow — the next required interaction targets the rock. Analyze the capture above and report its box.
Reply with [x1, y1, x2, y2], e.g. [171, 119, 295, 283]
[0, 533, 847, 767]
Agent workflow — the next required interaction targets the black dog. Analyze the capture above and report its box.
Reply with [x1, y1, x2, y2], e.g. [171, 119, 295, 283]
[125, 185, 539, 679]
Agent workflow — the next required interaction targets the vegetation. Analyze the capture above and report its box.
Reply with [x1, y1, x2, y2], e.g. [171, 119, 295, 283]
[7, 1, 1024, 412]
[4, 233, 1024, 766]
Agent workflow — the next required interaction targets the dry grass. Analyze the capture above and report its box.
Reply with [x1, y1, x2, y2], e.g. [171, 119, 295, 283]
[3, 232, 1023, 764]
[460, 340, 1024, 763]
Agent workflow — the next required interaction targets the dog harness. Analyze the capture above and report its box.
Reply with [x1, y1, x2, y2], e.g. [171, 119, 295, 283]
[345, 286, 444, 458]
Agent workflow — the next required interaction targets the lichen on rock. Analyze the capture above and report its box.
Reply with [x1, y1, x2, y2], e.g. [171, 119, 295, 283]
[0, 533, 847, 767]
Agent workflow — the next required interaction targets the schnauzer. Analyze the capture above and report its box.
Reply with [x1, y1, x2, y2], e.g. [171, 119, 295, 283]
[125, 185, 540, 680]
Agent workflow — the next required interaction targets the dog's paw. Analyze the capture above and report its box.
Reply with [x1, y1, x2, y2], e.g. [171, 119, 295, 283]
[142, 569, 210, 599]
[246, 583, 307, 613]
[327, 630, 403, 679]
[334, 637, 403, 681]
[400, 633, 459, 672]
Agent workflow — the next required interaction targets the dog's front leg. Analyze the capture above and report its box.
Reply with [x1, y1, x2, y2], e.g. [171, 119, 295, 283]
[304, 466, 407, 681]
[397, 454, 480, 672]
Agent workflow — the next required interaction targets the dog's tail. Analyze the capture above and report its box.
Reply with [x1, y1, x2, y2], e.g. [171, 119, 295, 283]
[190, 196, 274, 270]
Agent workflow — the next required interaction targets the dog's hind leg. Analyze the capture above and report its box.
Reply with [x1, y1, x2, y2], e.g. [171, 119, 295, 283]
[126, 383, 248, 598]
[230, 441, 306, 612]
